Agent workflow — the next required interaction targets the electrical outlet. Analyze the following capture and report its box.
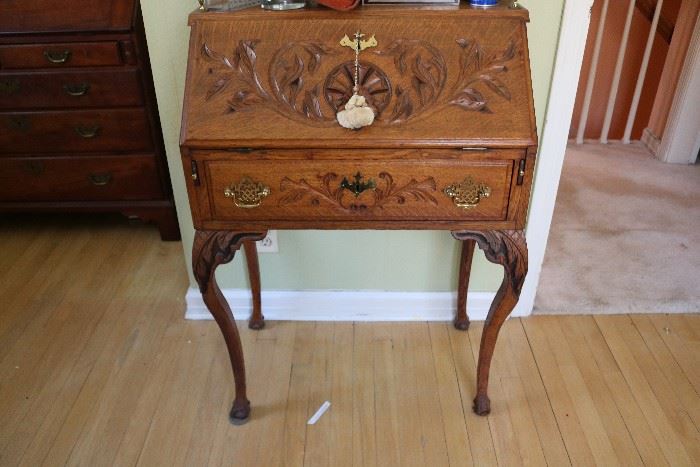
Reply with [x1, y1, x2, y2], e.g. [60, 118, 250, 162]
[256, 230, 278, 253]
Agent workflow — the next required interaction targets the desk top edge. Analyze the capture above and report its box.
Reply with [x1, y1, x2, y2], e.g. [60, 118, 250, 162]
[188, 4, 530, 26]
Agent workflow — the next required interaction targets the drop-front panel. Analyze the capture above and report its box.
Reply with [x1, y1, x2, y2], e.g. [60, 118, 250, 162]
[181, 4, 536, 425]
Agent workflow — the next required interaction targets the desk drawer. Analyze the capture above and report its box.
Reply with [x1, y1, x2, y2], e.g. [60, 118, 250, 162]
[0, 109, 152, 153]
[0, 42, 124, 70]
[0, 70, 143, 109]
[0, 154, 162, 202]
[203, 157, 513, 222]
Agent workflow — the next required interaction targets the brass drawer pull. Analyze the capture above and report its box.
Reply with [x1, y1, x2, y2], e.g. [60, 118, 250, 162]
[89, 172, 112, 186]
[44, 49, 72, 64]
[64, 83, 90, 96]
[75, 125, 100, 138]
[224, 176, 270, 208]
[444, 176, 491, 209]
[340, 172, 376, 197]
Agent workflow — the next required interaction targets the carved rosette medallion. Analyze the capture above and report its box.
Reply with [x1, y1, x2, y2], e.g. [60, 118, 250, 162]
[200, 34, 519, 126]
[279, 172, 437, 213]
[324, 61, 392, 116]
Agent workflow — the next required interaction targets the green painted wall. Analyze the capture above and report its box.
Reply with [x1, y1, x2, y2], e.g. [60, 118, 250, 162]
[141, 0, 565, 292]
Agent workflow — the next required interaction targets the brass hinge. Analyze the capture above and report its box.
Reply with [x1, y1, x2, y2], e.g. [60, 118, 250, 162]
[190, 160, 200, 186]
[516, 159, 526, 185]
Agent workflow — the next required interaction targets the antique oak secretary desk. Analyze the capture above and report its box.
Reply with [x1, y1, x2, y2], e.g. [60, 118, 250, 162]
[181, 2, 535, 424]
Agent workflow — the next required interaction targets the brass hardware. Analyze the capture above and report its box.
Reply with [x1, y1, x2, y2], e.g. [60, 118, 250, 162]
[190, 160, 200, 186]
[516, 159, 526, 185]
[7, 116, 30, 131]
[75, 125, 100, 138]
[197, 0, 207, 10]
[89, 172, 112, 186]
[0, 79, 20, 95]
[64, 83, 90, 97]
[444, 176, 491, 209]
[461, 147, 489, 151]
[340, 172, 376, 197]
[224, 176, 270, 208]
[339, 31, 377, 52]
[44, 49, 71, 64]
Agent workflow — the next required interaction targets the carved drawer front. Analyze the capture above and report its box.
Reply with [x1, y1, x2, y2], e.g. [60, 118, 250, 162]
[0, 154, 163, 201]
[0, 109, 152, 154]
[0, 42, 127, 70]
[0, 69, 143, 110]
[203, 157, 513, 222]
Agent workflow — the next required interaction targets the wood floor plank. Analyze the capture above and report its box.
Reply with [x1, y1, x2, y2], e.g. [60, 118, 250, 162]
[278, 322, 315, 467]
[390, 323, 426, 467]
[505, 320, 570, 467]
[467, 321, 521, 467]
[428, 323, 474, 467]
[630, 315, 700, 427]
[558, 316, 643, 466]
[15, 232, 156, 467]
[574, 315, 669, 467]
[447, 324, 497, 466]
[328, 323, 354, 467]
[34, 239, 183, 467]
[303, 322, 334, 467]
[595, 315, 697, 466]
[372, 324, 402, 467]
[410, 323, 449, 467]
[352, 323, 377, 467]
[648, 314, 700, 393]
[521, 316, 598, 466]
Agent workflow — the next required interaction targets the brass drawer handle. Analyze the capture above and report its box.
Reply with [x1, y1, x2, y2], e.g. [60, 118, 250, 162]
[89, 172, 112, 186]
[44, 49, 72, 64]
[224, 176, 270, 208]
[75, 125, 100, 138]
[64, 83, 90, 96]
[340, 172, 376, 197]
[444, 176, 491, 209]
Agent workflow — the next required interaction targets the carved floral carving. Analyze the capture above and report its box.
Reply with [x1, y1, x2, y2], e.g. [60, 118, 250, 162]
[201, 35, 519, 126]
[278, 172, 437, 212]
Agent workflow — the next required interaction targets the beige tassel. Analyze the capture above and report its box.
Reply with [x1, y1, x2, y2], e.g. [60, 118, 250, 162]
[337, 94, 375, 130]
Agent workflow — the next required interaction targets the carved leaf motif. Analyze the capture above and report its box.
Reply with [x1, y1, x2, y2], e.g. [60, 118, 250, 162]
[206, 77, 231, 100]
[227, 90, 264, 112]
[450, 88, 489, 113]
[450, 36, 518, 114]
[301, 84, 324, 120]
[389, 86, 414, 124]
[279, 171, 436, 212]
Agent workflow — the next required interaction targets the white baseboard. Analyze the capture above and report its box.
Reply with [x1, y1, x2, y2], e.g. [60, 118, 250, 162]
[185, 288, 510, 322]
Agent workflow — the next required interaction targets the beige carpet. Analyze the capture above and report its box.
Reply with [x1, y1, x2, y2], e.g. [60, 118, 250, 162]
[535, 143, 700, 314]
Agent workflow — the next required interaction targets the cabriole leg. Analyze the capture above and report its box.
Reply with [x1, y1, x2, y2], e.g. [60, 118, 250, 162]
[455, 239, 476, 330]
[452, 230, 528, 416]
[243, 240, 264, 330]
[192, 230, 267, 425]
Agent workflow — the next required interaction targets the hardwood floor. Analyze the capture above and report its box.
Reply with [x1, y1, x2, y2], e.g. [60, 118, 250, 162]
[0, 216, 698, 466]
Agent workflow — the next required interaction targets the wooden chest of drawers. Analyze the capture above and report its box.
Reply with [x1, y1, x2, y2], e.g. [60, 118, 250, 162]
[0, 0, 179, 240]
[181, 4, 535, 423]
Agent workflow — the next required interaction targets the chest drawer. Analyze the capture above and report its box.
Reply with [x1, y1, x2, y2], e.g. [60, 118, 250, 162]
[0, 154, 162, 202]
[0, 69, 143, 110]
[0, 42, 125, 70]
[197, 152, 514, 224]
[0, 0, 136, 34]
[0, 109, 152, 154]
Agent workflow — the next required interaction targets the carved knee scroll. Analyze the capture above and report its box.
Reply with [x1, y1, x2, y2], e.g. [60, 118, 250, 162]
[451, 230, 528, 416]
[192, 230, 266, 424]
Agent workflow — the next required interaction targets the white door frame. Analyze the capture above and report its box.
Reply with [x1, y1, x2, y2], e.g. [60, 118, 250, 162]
[514, 0, 596, 316]
[656, 12, 700, 164]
